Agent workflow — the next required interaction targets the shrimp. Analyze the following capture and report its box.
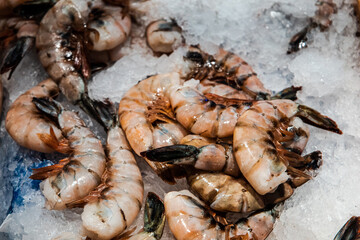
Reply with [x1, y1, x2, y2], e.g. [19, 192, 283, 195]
[187, 172, 294, 214]
[5, 78, 64, 153]
[141, 134, 240, 177]
[86, 5, 131, 51]
[75, 125, 144, 240]
[185, 46, 270, 99]
[36, 0, 127, 111]
[233, 99, 341, 195]
[119, 72, 188, 184]
[29, 97, 106, 210]
[118, 192, 165, 240]
[0, 17, 38, 77]
[146, 19, 183, 54]
[166, 82, 252, 138]
[333, 216, 360, 240]
[165, 190, 279, 240]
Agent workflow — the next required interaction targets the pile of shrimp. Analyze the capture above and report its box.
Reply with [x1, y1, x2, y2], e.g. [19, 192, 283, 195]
[0, 0, 343, 239]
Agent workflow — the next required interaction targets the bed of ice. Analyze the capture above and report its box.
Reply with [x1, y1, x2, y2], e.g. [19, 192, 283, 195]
[0, 0, 359, 239]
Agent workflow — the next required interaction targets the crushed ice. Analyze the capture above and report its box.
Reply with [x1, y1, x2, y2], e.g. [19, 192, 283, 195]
[1, 0, 360, 239]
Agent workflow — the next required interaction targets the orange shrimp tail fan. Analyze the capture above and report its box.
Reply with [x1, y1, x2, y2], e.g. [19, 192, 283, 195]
[37, 127, 72, 154]
[30, 158, 70, 180]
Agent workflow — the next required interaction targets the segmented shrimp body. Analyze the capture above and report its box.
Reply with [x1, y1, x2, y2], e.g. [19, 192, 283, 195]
[185, 46, 271, 99]
[5, 79, 63, 153]
[0, 76, 3, 118]
[119, 72, 188, 183]
[165, 190, 278, 240]
[36, 0, 102, 103]
[167, 82, 251, 138]
[234, 99, 341, 195]
[146, 19, 182, 54]
[80, 126, 143, 240]
[87, 5, 131, 51]
[30, 98, 106, 210]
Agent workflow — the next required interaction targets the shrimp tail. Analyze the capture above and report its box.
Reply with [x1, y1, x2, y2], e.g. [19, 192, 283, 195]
[85, 98, 117, 131]
[79, 94, 117, 130]
[271, 86, 302, 101]
[30, 158, 70, 180]
[297, 104, 342, 134]
[32, 97, 62, 119]
[140, 145, 199, 165]
[144, 192, 165, 239]
[0, 37, 35, 79]
[333, 216, 360, 240]
[37, 127, 72, 154]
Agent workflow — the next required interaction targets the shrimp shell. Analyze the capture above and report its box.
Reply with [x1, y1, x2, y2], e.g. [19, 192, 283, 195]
[234, 99, 341, 195]
[187, 172, 264, 213]
[5, 79, 62, 153]
[32, 99, 106, 210]
[36, 0, 103, 103]
[81, 126, 144, 240]
[165, 190, 278, 240]
[87, 5, 131, 51]
[119, 72, 188, 183]
[167, 83, 250, 138]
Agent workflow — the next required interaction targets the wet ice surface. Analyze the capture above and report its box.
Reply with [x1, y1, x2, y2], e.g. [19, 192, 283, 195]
[1, 0, 360, 239]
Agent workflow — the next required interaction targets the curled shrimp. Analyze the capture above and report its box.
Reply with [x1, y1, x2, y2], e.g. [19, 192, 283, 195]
[119, 72, 188, 183]
[5, 79, 63, 153]
[146, 19, 183, 54]
[29, 97, 106, 210]
[36, 0, 130, 116]
[71, 125, 144, 240]
[233, 99, 341, 195]
[187, 172, 294, 214]
[118, 192, 165, 240]
[142, 134, 240, 177]
[165, 190, 279, 240]
[87, 5, 131, 52]
[0, 17, 38, 77]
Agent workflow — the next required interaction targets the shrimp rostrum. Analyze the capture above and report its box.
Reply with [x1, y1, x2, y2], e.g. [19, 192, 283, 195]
[165, 190, 279, 240]
[30, 97, 106, 210]
[234, 99, 341, 195]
